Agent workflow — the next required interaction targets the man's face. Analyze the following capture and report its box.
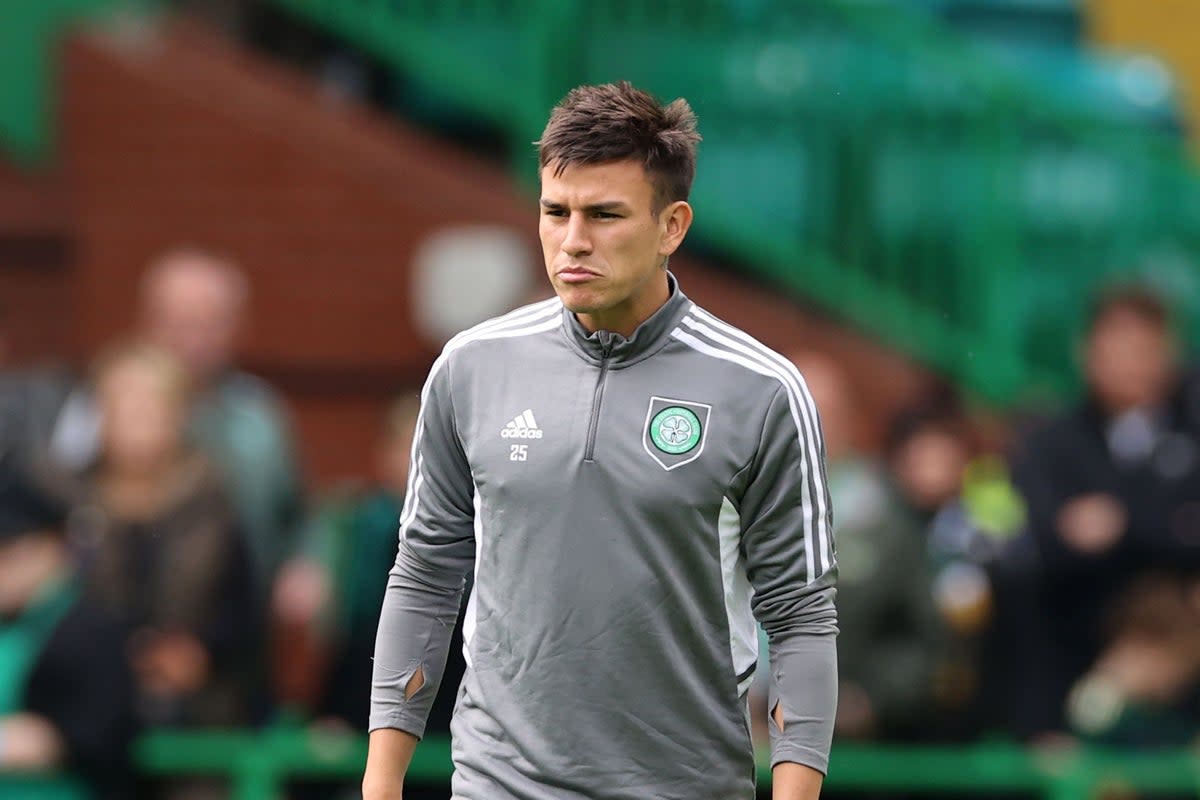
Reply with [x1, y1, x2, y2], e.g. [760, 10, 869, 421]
[142, 261, 242, 382]
[892, 428, 968, 512]
[539, 160, 687, 334]
[1085, 310, 1174, 413]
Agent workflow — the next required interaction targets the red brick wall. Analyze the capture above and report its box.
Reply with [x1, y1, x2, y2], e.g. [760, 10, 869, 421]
[0, 162, 72, 365]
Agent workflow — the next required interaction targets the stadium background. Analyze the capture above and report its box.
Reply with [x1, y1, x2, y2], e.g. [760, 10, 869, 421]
[0, 0, 1197, 798]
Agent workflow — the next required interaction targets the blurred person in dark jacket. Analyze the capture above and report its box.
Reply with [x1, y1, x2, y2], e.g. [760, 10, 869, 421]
[0, 457, 136, 799]
[52, 342, 257, 728]
[1010, 285, 1200, 734]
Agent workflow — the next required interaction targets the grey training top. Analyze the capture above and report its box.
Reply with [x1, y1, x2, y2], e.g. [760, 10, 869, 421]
[371, 277, 838, 800]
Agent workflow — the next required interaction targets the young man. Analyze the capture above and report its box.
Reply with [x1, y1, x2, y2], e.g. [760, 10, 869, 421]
[364, 82, 837, 800]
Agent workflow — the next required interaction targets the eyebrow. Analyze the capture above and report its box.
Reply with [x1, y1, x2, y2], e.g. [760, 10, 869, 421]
[539, 199, 630, 213]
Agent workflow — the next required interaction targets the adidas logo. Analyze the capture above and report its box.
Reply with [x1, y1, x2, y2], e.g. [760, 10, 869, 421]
[500, 409, 543, 439]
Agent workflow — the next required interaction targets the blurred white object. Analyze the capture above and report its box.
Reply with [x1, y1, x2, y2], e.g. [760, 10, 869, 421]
[1118, 55, 1172, 109]
[412, 226, 534, 345]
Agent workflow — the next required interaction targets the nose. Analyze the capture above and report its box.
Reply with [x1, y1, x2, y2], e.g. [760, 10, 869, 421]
[561, 212, 592, 257]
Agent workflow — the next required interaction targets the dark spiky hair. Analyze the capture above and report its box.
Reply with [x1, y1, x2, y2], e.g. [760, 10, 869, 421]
[537, 81, 700, 212]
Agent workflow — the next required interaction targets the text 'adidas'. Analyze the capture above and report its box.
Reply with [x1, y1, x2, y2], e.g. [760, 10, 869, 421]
[501, 409, 544, 439]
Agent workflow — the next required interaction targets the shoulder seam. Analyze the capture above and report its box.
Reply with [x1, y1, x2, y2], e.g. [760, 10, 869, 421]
[437, 301, 563, 374]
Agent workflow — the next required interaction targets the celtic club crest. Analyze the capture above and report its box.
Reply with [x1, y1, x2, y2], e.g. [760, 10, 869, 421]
[651, 407, 702, 454]
[642, 396, 711, 470]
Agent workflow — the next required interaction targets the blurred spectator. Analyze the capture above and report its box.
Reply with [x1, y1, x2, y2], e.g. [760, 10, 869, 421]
[926, 456, 1025, 632]
[33, 249, 304, 601]
[272, 392, 467, 734]
[50, 342, 257, 728]
[1066, 574, 1200, 748]
[139, 248, 305, 599]
[923, 452, 1031, 740]
[776, 354, 942, 743]
[0, 457, 136, 798]
[875, 403, 978, 739]
[1010, 285, 1200, 734]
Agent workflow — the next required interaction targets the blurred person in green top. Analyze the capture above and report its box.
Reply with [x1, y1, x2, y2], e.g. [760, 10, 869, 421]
[0, 457, 136, 799]
[273, 393, 467, 735]
[771, 354, 945, 743]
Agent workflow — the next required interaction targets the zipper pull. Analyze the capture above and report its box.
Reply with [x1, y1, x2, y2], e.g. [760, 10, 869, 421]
[597, 330, 615, 359]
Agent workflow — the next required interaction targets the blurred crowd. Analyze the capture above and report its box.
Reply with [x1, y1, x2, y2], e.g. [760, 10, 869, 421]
[1, 250, 1198, 798]
[773, 285, 1200, 753]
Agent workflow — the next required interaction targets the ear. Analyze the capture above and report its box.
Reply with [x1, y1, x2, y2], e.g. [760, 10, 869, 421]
[657, 201, 694, 258]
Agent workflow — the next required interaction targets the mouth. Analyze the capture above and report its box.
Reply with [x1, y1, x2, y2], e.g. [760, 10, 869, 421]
[556, 266, 600, 284]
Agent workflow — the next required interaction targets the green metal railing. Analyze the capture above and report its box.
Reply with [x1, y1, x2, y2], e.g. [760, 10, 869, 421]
[7, 730, 1198, 800]
[131, 732, 1200, 800]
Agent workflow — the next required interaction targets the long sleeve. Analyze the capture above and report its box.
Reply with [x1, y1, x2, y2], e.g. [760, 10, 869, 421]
[369, 353, 476, 737]
[739, 384, 838, 773]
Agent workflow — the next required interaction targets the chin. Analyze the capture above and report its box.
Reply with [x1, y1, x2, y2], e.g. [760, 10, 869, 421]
[554, 285, 607, 314]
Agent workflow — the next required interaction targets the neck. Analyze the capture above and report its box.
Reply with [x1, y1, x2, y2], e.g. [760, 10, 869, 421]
[574, 271, 670, 338]
[105, 453, 175, 484]
[1096, 395, 1161, 418]
[101, 457, 182, 518]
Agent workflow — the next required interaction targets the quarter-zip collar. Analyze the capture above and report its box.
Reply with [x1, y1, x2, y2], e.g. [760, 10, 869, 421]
[561, 273, 692, 369]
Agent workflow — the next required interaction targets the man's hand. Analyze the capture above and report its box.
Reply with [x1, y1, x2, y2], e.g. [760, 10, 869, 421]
[131, 630, 211, 695]
[1097, 637, 1195, 703]
[362, 728, 419, 800]
[272, 559, 331, 626]
[0, 713, 65, 770]
[773, 761, 824, 800]
[1056, 494, 1126, 554]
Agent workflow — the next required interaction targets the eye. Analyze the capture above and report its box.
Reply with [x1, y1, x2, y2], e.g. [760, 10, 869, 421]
[543, 208, 568, 218]
[593, 211, 620, 219]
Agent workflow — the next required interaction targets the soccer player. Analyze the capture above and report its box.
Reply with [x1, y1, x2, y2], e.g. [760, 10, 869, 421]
[363, 82, 837, 800]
